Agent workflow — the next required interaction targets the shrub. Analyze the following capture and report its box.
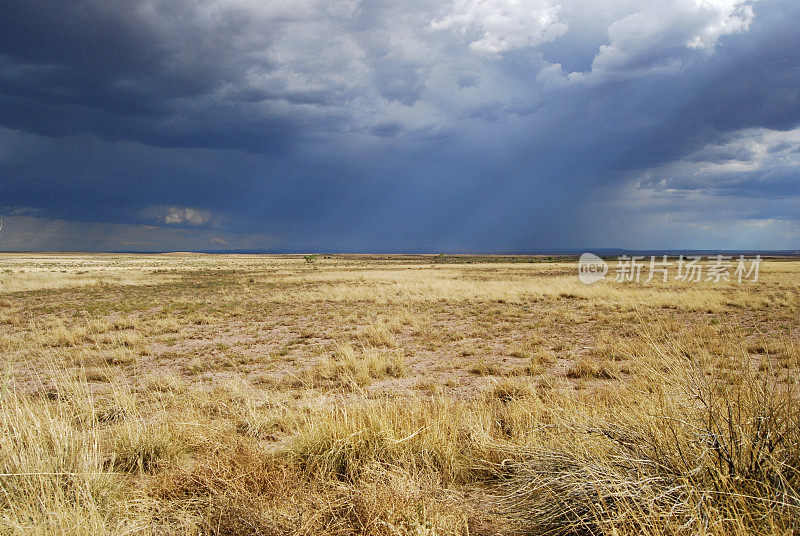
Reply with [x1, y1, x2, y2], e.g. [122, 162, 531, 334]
[497, 337, 800, 536]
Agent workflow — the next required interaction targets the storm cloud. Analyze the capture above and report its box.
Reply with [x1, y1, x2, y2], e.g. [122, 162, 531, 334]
[0, 0, 798, 251]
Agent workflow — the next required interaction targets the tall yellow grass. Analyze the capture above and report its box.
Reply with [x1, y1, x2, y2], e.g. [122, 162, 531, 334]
[0, 254, 797, 535]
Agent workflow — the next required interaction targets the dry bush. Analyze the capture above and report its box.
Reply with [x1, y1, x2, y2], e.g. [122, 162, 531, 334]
[207, 381, 299, 441]
[82, 366, 116, 383]
[287, 387, 561, 488]
[508, 346, 532, 359]
[103, 346, 137, 366]
[589, 332, 630, 361]
[190, 311, 216, 325]
[396, 308, 420, 329]
[469, 360, 503, 376]
[414, 378, 445, 395]
[486, 378, 537, 403]
[104, 416, 184, 473]
[513, 350, 556, 375]
[566, 358, 616, 380]
[0, 356, 199, 533]
[152, 441, 473, 536]
[359, 324, 398, 348]
[290, 396, 486, 485]
[0, 309, 20, 326]
[44, 318, 91, 348]
[0, 377, 149, 534]
[495, 334, 800, 536]
[146, 316, 182, 336]
[299, 344, 407, 389]
[109, 316, 137, 331]
[94, 330, 147, 353]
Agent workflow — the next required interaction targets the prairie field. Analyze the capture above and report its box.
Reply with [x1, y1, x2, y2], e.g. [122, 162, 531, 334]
[0, 253, 799, 535]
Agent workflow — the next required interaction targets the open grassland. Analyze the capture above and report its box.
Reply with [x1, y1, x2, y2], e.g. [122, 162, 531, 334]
[0, 253, 799, 535]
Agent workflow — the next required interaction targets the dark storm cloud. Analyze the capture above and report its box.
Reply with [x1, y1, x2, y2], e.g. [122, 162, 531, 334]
[0, 0, 799, 251]
[0, 2, 202, 113]
[0, 0, 307, 151]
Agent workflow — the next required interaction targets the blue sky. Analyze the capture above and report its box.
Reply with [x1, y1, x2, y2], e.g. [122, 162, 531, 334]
[1, 0, 799, 252]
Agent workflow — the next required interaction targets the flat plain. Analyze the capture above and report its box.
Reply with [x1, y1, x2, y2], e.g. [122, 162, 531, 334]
[1, 253, 798, 535]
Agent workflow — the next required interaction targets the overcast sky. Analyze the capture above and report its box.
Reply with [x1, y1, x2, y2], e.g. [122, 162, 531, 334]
[1, 0, 799, 252]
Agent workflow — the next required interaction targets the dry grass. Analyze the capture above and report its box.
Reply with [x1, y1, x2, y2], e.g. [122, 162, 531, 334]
[0, 253, 798, 535]
[497, 337, 800, 536]
[294, 344, 407, 390]
[565, 358, 617, 379]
